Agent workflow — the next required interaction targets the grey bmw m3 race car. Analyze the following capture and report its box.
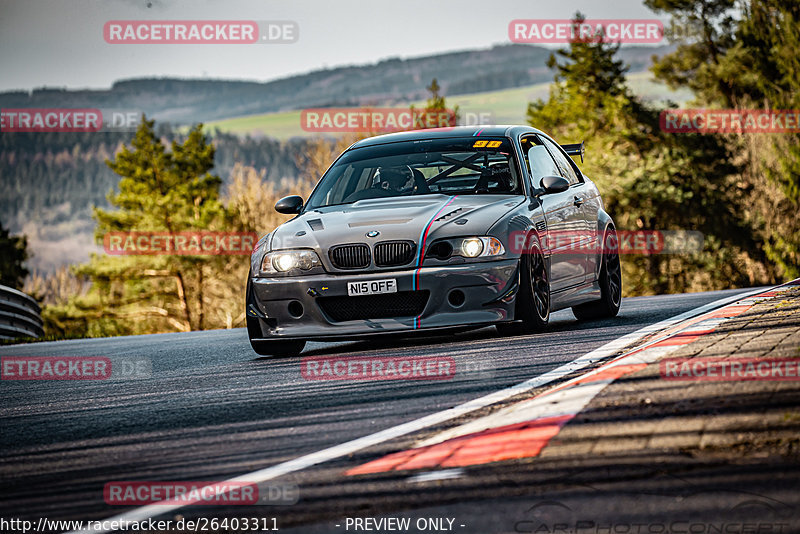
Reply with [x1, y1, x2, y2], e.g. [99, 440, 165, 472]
[246, 125, 622, 356]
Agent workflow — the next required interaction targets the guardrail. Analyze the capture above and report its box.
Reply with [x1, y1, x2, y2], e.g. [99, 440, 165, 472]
[0, 284, 44, 340]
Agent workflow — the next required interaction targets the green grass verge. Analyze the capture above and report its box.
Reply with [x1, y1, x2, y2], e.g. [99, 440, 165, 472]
[204, 72, 693, 140]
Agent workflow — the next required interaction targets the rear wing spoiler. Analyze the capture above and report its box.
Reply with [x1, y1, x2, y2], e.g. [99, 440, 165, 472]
[560, 141, 585, 163]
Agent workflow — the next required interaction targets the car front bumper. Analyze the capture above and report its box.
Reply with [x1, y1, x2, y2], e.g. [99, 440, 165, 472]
[247, 259, 519, 340]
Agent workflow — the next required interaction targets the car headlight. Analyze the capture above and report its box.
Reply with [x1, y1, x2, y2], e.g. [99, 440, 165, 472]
[427, 236, 506, 260]
[261, 249, 322, 274]
[462, 238, 484, 258]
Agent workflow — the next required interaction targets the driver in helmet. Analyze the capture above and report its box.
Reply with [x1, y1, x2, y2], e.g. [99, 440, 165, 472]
[376, 166, 413, 193]
[345, 166, 414, 202]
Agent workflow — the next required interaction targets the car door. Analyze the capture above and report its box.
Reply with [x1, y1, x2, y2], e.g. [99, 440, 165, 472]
[539, 135, 597, 284]
[521, 134, 585, 292]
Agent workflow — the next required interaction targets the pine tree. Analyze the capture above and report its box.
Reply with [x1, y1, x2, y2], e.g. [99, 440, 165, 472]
[412, 78, 460, 129]
[647, 0, 800, 277]
[644, 0, 739, 106]
[527, 12, 761, 294]
[73, 116, 229, 335]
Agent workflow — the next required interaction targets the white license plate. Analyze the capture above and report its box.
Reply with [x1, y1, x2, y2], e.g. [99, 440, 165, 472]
[347, 279, 398, 297]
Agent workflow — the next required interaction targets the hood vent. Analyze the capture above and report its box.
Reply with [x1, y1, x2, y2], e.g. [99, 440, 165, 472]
[435, 207, 463, 222]
[307, 219, 324, 231]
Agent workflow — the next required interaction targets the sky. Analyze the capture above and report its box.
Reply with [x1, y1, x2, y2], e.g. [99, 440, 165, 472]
[0, 0, 665, 92]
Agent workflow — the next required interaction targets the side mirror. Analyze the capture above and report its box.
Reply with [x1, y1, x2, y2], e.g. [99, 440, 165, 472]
[275, 195, 304, 214]
[538, 175, 570, 195]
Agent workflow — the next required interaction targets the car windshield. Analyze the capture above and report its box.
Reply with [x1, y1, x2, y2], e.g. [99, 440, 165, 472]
[304, 137, 522, 209]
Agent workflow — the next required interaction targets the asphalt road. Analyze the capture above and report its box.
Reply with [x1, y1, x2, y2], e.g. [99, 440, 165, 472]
[0, 287, 779, 533]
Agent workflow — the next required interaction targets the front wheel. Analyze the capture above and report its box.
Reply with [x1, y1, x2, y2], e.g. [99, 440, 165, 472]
[572, 228, 622, 320]
[497, 238, 550, 335]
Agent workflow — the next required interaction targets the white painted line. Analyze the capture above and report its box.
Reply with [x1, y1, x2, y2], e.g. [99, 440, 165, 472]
[418, 283, 795, 447]
[65, 285, 775, 533]
[419, 345, 680, 447]
[406, 468, 464, 483]
[417, 378, 614, 447]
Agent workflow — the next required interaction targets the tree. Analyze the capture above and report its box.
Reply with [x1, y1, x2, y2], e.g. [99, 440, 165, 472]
[225, 163, 313, 235]
[294, 134, 363, 185]
[73, 116, 232, 335]
[40, 122, 345, 338]
[425, 78, 447, 111]
[527, 12, 763, 295]
[647, 0, 800, 278]
[644, 0, 740, 106]
[411, 78, 460, 129]
[0, 221, 29, 290]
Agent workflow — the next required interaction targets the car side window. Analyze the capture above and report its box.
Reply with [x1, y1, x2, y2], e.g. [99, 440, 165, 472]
[327, 165, 363, 205]
[520, 135, 560, 189]
[539, 136, 581, 185]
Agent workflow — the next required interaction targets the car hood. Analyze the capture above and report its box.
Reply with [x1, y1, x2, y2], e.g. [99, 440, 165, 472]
[269, 194, 523, 266]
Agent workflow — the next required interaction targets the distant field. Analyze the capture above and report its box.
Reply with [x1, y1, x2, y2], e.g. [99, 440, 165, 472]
[205, 72, 692, 140]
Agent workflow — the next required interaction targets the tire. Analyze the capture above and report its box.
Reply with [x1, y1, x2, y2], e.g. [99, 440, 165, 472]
[246, 272, 306, 357]
[497, 237, 550, 335]
[572, 227, 622, 320]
